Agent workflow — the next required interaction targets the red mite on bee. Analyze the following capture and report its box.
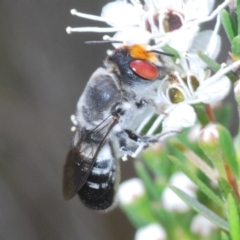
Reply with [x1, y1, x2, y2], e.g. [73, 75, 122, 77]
[62, 42, 174, 211]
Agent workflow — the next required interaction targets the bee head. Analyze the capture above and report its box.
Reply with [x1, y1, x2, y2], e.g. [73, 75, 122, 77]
[108, 44, 169, 88]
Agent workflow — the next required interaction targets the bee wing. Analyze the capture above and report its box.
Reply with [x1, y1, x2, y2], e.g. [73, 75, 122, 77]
[62, 115, 118, 200]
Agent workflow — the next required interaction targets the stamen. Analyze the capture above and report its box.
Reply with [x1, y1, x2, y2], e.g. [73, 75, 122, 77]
[70, 9, 108, 22]
[201, 59, 240, 87]
[206, 15, 221, 57]
[131, 143, 144, 158]
[174, 71, 192, 97]
[66, 27, 126, 33]
[135, 111, 155, 134]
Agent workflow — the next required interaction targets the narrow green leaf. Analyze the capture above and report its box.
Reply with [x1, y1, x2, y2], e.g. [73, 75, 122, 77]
[237, 0, 240, 34]
[170, 186, 229, 231]
[237, 124, 240, 166]
[227, 193, 240, 240]
[231, 36, 240, 59]
[198, 51, 238, 82]
[221, 9, 236, 41]
[193, 103, 210, 125]
[121, 195, 159, 228]
[142, 147, 170, 179]
[135, 160, 160, 201]
[162, 44, 180, 62]
[214, 103, 232, 129]
[218, 125, 239, 178]
[218, 177, 239, 202]
[169, 155, 224, 208]
[221, 231, 230, 240]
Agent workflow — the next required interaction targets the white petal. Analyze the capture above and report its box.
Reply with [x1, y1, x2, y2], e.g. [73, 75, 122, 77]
[111, 28, 152, 47]
[188, 124, 201, 142]
[162, 104, 196, 132]
[189, 30, 221, 61]
[162, 188, 190, 212]
[196, 77, 231, 103]
[185, 0, 215, 21]
[167, 27, 199, 52]
[101, 1, 142, 27]
[135, 223, 167, 240]
[118, 178, 145, 205]
[191, 214, 217, 236]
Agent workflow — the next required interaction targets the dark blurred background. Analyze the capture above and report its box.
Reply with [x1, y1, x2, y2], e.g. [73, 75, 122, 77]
[0, 1, 136, 239]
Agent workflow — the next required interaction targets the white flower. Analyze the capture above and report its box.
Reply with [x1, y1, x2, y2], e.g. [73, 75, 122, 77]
[161, 103, 196, 132]
[191, 214, 217, 236]
[135, 223, 166, 240]
[187, 124, 202, 142]
[158, 61, 231, 106]
[118, 178, 145, 205]
[66, 0, 229, 51]
[162, 172, 197, 212]
[234, 79, 240, 104]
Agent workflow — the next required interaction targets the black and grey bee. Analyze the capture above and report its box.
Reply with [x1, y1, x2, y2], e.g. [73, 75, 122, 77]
[63, 43, 173, 211]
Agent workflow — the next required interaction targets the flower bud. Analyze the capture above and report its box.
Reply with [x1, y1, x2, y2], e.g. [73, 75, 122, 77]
[198, 123, 226, 179]
[162, 172, 196, 212]
[118, 178, 145, 206]
[191, 214, 217, 237]
[135, 223, 166, 240]
[118, 178, 158, 227]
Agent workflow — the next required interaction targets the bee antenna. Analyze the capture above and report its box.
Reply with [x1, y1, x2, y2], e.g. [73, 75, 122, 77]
[85, 40, 123, 44]
[149, 49, 175, 57]
[146, 45, 175, 57]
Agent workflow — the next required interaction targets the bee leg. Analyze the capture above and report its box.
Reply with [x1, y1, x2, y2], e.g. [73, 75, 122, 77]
[131, 130, 181, 158]
[124, 129, 142, 142]
[141, 130, 180, 143]
[115, 131, 140, 160]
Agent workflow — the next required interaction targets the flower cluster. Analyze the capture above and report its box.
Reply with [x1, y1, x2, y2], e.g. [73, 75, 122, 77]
[67, 0, 234, 145]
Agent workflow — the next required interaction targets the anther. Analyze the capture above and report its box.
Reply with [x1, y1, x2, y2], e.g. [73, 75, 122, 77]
[66, 27, 72, 34]
[70, 9, 77, 15]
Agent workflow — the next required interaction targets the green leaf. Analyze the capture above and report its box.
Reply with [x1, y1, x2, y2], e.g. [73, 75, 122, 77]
[231, 36, 240, 59]
[142, 147, 171, 179]
[135, 160, 160, 201]
[169, 186, 229, 231]
[221, 9, 237, 41]
[121, 194, 159, 228]
[218, 125, 239, 178]
[221, 231, 230, 240]
[168, 155, 224, 208]
[218, 177, 238, 201]
[227, 193, 240, 240]
[214, 103, 232, 129]
[237, 0, 240, 35]
[198, 51, 238, 82]
[193, 103, 210, 125]
[162, 44, 180, 62]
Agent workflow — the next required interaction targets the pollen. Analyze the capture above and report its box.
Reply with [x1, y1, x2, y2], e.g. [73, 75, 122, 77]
[124, 44, 158, 62]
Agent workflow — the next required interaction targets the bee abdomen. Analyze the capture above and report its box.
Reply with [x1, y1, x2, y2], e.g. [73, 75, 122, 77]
[78, 154, 117, 210]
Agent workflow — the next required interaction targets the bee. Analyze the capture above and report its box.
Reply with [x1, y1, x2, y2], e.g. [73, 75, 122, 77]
[63, 43, 173, 211]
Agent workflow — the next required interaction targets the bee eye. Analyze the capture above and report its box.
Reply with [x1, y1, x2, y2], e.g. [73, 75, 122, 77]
[130, 60, 159, 80]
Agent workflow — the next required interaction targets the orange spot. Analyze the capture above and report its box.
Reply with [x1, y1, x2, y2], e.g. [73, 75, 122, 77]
[123, 44, 158, 62]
